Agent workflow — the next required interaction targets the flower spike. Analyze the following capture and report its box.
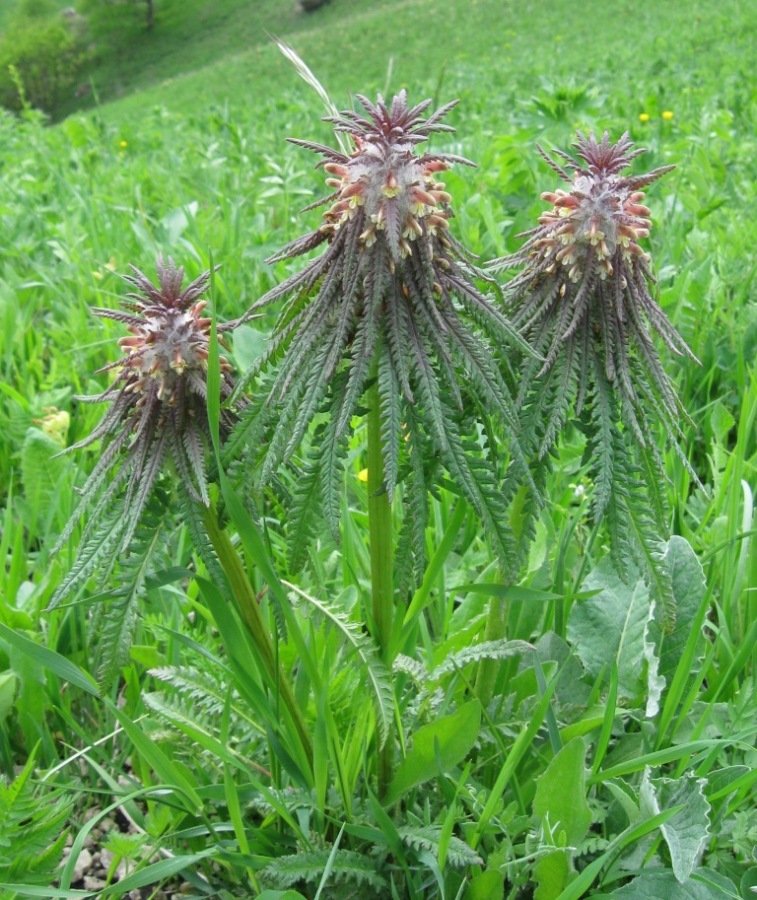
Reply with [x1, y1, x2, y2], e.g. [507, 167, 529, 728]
[490, 133, 700, 622]
[51, 257, 239, 605]
[237, 91, 528, 575]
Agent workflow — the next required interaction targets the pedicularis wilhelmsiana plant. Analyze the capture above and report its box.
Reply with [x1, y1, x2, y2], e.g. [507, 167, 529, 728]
[490, 132, 699, 615]
[233, 90, 528, 582]
[51, 257, 239, 608]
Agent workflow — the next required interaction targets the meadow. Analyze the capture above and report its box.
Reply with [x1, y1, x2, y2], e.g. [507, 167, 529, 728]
[0, 0, 756, 897]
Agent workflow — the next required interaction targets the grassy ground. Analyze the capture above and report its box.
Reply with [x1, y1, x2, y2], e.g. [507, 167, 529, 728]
[1, 0, 756, 896]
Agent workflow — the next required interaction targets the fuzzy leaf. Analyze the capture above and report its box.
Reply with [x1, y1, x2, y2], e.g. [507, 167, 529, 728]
[568, 559, 659, 710]
[640, 771, 711, 884]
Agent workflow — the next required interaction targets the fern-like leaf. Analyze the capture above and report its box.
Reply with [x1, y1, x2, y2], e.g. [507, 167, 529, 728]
[286, 449, 324, 573]
[262, 849, 388, 892]
[430, 639, 534, 680]
[398, 825, 483, 867]
[0, 754, 70, 886]
[284, 581, 394, 748]
[90, 494, 166, 689]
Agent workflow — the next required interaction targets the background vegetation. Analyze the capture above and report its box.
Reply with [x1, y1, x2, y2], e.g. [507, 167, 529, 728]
[0, 0, 755, 896]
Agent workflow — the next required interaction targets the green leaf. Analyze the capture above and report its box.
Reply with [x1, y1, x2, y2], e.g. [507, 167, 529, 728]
[533, 737, 592, 846]
[0, 671, 17, 721]
[467, 870, 505, 900]
[740, 868, 757, 897]
[640, 771, 711, 884]
[534, 852, 570, 900]
[108, 704, 203, 814]
[285, 582, 393, 748]
[257, 892, 308, 900]
[232, 324, 268, 371]
[0, 623, 99, 696]
[610, 867, 739, 898]
[567, 560, 658, 710]
[21, 427, 67, 534]
[98, 849, 217, 895]
[386, 700, 481, 805]
[658, 537, 707, 679]
[532, 737, 592, 899]
[0, 887, 91, 898]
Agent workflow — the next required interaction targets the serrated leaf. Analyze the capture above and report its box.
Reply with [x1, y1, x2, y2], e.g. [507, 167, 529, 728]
[398, 825, 482, 867]
[284, 581, 393, 748]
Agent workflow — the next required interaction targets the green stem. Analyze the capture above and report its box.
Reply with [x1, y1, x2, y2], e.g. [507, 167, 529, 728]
[367, 378, 394, 658]
[203, 502, 313, 764]
[366, 374, 394, 797]
[474, 578, 509, 706]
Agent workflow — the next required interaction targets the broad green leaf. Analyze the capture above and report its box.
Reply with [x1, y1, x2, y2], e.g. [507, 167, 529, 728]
[385, 700, 481, 805]
[532, 737, 592, 899]
[567, 560, 658, 711]
[534, 852, 570, 900]
[232, 323, 267, 371]
[467, 870, 505, 899]
[533, 737, 592, 846]
[257, 892, 308, 900]
[640, 771, 711, 883]
[658, 537, 707, 682]
[610, 867, 739, 897]
[740, 868, 757, 896]
[555, 807, 687, 900]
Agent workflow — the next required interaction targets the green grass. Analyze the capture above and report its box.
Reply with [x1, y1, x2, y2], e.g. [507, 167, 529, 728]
[0, 0, 756, 896]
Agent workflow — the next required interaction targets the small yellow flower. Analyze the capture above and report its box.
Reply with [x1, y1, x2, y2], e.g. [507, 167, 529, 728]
[119, 139, 128, 148]
[639, 113, 650, 123]
[357, 468, 369, 482]
[662, 110, 674, 121]
[34, 408, 70, 447]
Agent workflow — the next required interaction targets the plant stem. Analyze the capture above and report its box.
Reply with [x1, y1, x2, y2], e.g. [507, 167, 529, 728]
[474, 577, 509, 706]
[366, 374, 394, 797]
[202, 502, 313, 763]
[367, 378, 394, 659]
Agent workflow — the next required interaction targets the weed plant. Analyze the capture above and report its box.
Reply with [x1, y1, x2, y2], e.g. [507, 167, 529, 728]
[0, 3, 756, 898]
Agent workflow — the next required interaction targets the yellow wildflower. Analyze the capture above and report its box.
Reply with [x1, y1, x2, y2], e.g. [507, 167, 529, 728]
[34, 408, 70, 447]
[662, 111, 674, 120]
[119, 139, 128, 148]
[639, 113, 650, 123]
[357, 468, 369, 482]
